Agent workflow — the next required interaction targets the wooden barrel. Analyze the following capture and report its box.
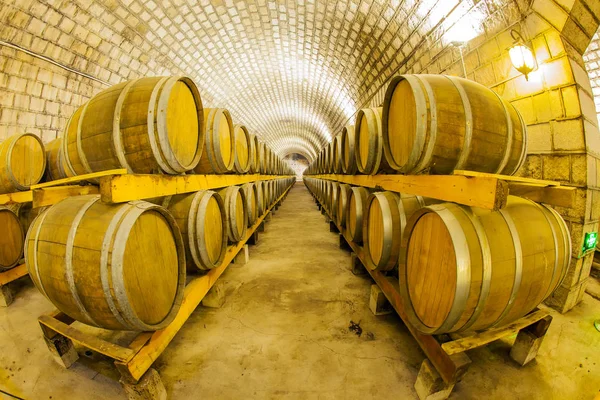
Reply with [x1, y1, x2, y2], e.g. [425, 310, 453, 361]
[341, 125, 357, 174]
[332, 135, 343, 174]
[363, 192, 426, 271]
[63, 76, 203, 176]
[382, 74, 527, 175]
[329, 181, 340, 220]
[194, 108, 234, 174]
[25, 195, 185, 331]
[0, 206, 24, 270]
[355, 107, 392, 175]
[255, 180, 265, 216]
[45, 137, 67, 181]
[241, 182, 259, 226]
[249, 134, 259, 174]
[233, 125, 251, 174]
[336, 184, 352, 227]
[0, 133, 46, 193]
[346, 186, 371, 243]
[218, 186, 248, 242]
[165, 190, 227, 271]
[399, 196, 570, 334]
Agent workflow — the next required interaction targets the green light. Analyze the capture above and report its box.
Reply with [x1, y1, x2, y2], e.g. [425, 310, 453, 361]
[582, 231, 598, 254]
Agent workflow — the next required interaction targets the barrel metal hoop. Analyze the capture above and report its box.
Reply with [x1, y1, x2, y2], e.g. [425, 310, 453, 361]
[213, 109, 235, 172]
[187, 190, 205, 269]
[491, 208, 523, 328]
[543, 205, 572, 288]
[514, 106, 528, 174]
[401, 75, 428, 173]
[434, 205, 472, 334]
[28, 207, 53, 301]
[532, 202, 560, 301]
[146, 76, 175, 174]
[413, 75, 437, 174]
[61, 113, 79, 177]
[446, 76, 472, 171]
[76, 100, 94, 174]
[101, 202, 134, 329]
[457, 207, 492, 332]
[156, 76, 187, 173]
[112, 79, 137, 173]
[490, 91, 513, 174]
[65, 196, 101, 326]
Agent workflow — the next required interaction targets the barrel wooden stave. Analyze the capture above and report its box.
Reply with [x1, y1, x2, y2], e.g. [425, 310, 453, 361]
[233, 125, 251, 174]
[241, 182, 259, 226]
[346, 186, 371, 244]
[218, 186, 248, 242]
[45, 137, 67, 181]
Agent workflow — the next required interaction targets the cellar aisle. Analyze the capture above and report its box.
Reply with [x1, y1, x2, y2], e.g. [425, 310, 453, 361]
[0, 183, 599, 400]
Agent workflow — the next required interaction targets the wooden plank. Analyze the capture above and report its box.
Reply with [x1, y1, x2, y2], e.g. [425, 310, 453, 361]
[31, 169, 127, 189]
[313, 174, 508, 210]
[453, 170, 559, 186]
[116, 185, 293, 382]
[100, 174, 295, 204]
[508, 182, 575, 208]
[0, 263, 28, 286]
[0, 190, 33, 205]
[441, 309, 548, 355]
[32, 185, 99, 208]
[38, 315, 134, 362]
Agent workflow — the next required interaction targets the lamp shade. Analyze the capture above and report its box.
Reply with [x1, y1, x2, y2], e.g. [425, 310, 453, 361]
[509, 44, 536, 79]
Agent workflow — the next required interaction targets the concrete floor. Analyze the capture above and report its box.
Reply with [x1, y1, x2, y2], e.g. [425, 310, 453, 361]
[1, 183, 600, 400]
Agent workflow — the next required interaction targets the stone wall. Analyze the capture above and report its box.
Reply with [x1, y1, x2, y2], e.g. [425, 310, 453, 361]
[584, 30, 600, 126]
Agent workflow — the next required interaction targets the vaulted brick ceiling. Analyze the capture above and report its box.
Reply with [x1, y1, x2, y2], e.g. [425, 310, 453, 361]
[0, 0, 517, 160]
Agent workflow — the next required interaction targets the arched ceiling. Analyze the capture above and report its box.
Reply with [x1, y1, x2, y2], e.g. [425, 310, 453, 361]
[1, 0, 516, 160]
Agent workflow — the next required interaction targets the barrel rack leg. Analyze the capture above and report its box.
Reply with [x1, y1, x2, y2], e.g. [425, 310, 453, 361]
[339, 233, 351, 251]
[233, 244, 250, 265]
[201, 282, 226, 309]
[247, 231, 259, 245]
[510, 315, 553, 366]
[120, 368, 166, 400]
[329, 220, 339, 233]
[350, 253, 366, 275]
[369, 284, 393, 316]
[0, 284, 13, 307]
[39, 320, 79, 368]
[257, 221, 266, 233]
[415, 359, 456, 400]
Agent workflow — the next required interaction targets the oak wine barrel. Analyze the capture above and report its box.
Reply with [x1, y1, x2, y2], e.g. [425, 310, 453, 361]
[332, 135, 343, 174]
[345, 186, 371, 243]
[241, 182, 259, 226]
[399, 196, 570, 334]
[25, 195, 185, 331]
[363, 191, 426, 271]
[165, 190, 227, 271]
[194, 108, 234, 174]
[255, 180, 266, 216]
[355, 107, 393, 175]
[249, 134, 259, 174]
[233, 125, 251, 174]
[0, 206, 24, 270]
[0, 133, 46, 193]
[218, 186, 248, 242]
[382, 74, 527, 175]
[341, 125, 357, 174]
[63, 76, 203, 176]
[45, 137, 67, 181]
[336, 184, 352, 227]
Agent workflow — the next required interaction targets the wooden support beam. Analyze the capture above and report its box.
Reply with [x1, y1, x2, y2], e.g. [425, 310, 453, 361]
[313, 173, 508, 210]
[507, 182, 575, 208]
[31, 169, 127, 189]
[0, 190, 33, 205]
[100, 174, 293, 203]
[0, 263, 28, 286]
[442, 309, 548, 355]
[32, 185, 99, 208]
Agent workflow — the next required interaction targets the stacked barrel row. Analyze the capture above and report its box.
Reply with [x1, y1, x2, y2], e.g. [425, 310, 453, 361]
[303, 74, 570, 336]
[0, 75, 295, 332]
[305, 74, 527, 176]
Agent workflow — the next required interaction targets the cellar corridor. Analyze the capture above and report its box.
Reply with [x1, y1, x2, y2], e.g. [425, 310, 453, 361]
[0, 183, 597, 399]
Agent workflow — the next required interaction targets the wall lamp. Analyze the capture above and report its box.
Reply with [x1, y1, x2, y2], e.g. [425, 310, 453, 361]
[508, 29, 537, 81]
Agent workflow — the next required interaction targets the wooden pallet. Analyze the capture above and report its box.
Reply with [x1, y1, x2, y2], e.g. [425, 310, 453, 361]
[0, 263, 29, 307]
[37, 183, 292, 399]
[309, 170, 575, 210]
[312, 189, 553, 400]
